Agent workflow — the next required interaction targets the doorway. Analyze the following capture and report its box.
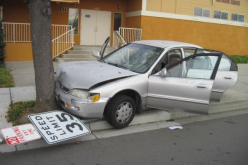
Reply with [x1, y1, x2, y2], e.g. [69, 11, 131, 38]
[81, 9, 111, 45]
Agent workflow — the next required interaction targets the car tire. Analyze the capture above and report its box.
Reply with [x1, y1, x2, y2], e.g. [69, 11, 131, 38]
[105, 95, 136, 129]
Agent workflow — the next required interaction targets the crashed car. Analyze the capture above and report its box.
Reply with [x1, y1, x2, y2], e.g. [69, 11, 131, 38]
[55, 38, 238, 129]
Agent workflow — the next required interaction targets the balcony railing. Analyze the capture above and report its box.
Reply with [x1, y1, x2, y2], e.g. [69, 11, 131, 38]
[2, 22, 72, 43]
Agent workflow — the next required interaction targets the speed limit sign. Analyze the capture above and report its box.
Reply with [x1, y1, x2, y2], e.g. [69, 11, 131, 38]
[28, 111, 91, 144]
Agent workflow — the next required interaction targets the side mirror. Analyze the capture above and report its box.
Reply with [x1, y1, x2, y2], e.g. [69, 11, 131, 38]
[159, 68, 167, 77]
[92, 51, 101, 59]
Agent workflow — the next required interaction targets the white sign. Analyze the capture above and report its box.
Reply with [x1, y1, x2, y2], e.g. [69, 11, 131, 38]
[28, 111, 91, 144]
[0, 124, 41, 146]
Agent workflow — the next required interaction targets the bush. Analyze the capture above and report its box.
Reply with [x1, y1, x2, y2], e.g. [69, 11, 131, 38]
[0, 22, 6, 67]
[6, 101, 36, 126]
[230, 55, 248, 64]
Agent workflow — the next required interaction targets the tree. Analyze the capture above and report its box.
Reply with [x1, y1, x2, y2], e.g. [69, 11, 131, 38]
[26, 0, 57, 111]
[0, 21, 6, 67]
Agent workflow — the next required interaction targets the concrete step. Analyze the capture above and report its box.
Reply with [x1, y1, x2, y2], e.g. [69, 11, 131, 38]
[73, 47, 116, 51]
[67, 50, 114, 55]
[56, 58, 96, 63]
[61, 54, 110, 58]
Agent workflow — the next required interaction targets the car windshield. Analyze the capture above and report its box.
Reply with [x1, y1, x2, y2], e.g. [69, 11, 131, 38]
[103, 44, 164, 73]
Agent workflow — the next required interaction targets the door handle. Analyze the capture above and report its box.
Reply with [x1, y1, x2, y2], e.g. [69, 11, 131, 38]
[223, 76, 232, 80]
[196, 85, 207, 89]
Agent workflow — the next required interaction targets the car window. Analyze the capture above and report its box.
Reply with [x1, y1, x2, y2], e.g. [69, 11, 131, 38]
[152, 49, 182, 74]
[184, 49, 195, 57]
[195, 49, 232, 71]
[167, 55, 219, 79]
[103, 44, 164, 73]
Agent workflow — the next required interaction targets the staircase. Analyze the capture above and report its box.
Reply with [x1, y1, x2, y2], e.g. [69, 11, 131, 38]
[55, 45, 116, 63]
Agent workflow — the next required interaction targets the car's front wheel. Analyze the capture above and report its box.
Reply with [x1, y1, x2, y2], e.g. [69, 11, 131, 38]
[105, 95, 136, 129]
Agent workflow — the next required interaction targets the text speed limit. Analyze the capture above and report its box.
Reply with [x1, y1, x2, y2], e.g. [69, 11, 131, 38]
[28, 111, 91, 144]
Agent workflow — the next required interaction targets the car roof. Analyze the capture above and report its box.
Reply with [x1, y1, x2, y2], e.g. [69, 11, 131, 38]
[133, 40, 202, 49]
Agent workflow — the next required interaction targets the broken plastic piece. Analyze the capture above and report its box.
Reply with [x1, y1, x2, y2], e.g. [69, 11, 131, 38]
[169, 126, 183, 130]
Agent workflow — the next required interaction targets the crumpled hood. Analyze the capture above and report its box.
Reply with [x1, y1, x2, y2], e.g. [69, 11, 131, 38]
[55, 61, 138, 90]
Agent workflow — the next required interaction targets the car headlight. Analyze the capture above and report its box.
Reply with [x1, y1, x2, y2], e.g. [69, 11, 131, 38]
[69, 89, 100, 103]
[70, 89, 89, 99]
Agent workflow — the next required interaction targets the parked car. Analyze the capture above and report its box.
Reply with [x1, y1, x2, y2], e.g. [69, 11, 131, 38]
[54, 38, 238, 129]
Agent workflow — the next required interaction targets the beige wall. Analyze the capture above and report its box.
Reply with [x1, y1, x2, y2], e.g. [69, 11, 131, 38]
[141, 16, 248, 55]
[146, 0, 248, 23]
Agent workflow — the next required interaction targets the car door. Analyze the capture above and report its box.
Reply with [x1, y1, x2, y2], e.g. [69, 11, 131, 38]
[146, 53, 222, 114]
[195, 49, 238, 102]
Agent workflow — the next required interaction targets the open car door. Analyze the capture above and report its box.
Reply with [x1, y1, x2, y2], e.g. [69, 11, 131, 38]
[100, 36, 110, 60]
[147, 53, 222, 114]
[195, 49, 238, 102]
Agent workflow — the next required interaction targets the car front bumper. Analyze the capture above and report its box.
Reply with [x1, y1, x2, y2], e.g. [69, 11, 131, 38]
[55, 87, 109, 119]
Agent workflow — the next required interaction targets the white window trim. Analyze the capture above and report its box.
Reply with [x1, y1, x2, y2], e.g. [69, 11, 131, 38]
[193, 7, 210, 18]
[220, 11, 228, 20]
[238, 14, 245, 22]
[231, 13, 245, 22]
[126, 10, 248, 28]
[213, 11, 228, 20]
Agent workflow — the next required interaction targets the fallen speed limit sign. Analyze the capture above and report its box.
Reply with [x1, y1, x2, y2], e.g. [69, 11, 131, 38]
[28, 111, 91, 144]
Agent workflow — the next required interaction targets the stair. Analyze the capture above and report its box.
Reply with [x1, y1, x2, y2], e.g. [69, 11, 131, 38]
[55, 45, 116, 63]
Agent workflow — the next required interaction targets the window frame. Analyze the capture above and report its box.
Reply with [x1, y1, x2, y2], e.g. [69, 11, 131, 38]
[194, 7, 211, 18]
[113, 12, 123, 31]
[213, 10, 228, 20]
[231, 13, 245, 22]
[68, 8, 79, 35]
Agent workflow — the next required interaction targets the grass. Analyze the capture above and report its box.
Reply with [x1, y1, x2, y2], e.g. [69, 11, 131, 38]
[0, 67, 14, 87]
[230, 55, 248, 64]
[6, 101, 35, 126]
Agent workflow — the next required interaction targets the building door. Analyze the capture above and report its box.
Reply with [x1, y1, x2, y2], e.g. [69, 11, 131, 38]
[81, 9, 111, 45]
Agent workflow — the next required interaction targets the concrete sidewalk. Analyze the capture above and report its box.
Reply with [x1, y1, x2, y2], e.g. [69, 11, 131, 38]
[5, 62, 59, 87]
[0, 63, 248, 153]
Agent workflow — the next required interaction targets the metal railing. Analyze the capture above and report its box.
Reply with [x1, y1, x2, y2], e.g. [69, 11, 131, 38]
[118, 27, 142, 44]
[52, 29, 74, 59]
[113, 31, 127, 49]
[3, 22, 72, 42]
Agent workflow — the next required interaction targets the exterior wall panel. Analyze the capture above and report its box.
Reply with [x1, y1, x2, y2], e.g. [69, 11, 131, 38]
[141, 16, 248, 55]
[5, 43, 33, 61]
[126, 0, 142, 12]
[146, 0, 248, 23]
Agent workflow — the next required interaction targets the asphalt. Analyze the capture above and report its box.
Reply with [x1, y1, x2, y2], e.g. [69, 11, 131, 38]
[0, 113, 248, 165]
[0, 62, 247, 153]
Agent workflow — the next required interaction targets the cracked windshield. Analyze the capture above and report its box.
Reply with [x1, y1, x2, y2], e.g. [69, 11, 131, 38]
[103, 44, 164, 73]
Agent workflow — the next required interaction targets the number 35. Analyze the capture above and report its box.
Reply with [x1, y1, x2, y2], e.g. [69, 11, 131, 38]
[56, 113, 83, 133]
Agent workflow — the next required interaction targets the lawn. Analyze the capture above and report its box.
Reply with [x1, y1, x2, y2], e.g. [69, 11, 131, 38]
[6, 101, 35, 126]
[0, 67, 14, 87]
[230, 55, 248, 64]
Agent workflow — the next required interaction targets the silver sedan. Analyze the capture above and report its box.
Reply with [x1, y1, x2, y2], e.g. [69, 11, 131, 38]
[55, 39, 238, 128]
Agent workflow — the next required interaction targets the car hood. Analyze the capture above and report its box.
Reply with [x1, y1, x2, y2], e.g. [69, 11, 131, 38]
[55, 61, 138, 90]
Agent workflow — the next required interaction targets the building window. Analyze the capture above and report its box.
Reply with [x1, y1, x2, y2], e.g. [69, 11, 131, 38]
[232, 14, 245, 22]
[68, 8, 79, 35]
[213, 11, 228, 20]
[194, 7, 210, 17]
[114, 13, 122, 31]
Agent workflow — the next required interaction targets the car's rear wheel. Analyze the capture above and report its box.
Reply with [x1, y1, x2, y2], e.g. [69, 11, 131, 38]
[105, 95, 136, 129]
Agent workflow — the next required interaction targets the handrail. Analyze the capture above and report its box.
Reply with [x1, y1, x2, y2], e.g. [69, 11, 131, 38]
[113, 31, 127, 49]
[52, 29, 74, 59]
[3, 22, 72, 42]
[119, 27, 142, 44]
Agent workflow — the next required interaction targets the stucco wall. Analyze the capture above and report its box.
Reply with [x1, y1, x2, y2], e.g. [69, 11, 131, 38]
[146, 0, 248, 23]
[141, 16, 248, 55]
[5, 43, 33, 61]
